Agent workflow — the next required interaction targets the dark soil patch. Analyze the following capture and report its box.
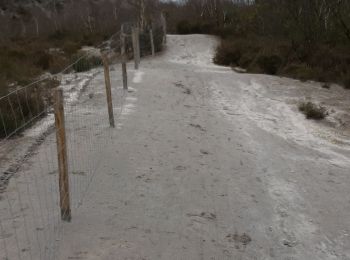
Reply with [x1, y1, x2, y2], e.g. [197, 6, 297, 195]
[226, 232, 252, 248]
[189, 123, 206, 132]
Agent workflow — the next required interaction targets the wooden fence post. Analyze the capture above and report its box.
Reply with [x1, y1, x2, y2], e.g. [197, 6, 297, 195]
[136, 27, 140, 68]
[161, 13, 167, 44]
[131, 27, 137, 69]
[120, 25, 128, 90]
[132, 27, 140, 70]
[102, 54, 115, 128]
[150, 28, 155, 56]
[54, 88, 71, 222]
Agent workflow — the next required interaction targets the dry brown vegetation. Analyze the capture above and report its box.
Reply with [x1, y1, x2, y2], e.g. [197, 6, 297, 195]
[298, 101, 329, 120]
[214, 38, 350, 86]
[0, 0, 164, 138]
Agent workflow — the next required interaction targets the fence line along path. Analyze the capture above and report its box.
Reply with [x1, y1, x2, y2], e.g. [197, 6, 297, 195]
[0, 19, 166, 260]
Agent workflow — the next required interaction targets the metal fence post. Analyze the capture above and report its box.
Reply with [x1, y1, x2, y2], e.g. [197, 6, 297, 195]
[54, 88, 71, 222]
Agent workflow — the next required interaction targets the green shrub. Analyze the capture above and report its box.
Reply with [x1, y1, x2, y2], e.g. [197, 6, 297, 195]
[256, 54, 282, 75]
[298, 101, 328, 120]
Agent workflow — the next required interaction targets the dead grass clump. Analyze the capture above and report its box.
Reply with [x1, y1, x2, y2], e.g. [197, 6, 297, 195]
[298, 101, 328, 120]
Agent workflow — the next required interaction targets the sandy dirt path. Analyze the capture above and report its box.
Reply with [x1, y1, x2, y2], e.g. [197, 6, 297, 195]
[1, 35, 350, 260]
[56, 35, 350, 259]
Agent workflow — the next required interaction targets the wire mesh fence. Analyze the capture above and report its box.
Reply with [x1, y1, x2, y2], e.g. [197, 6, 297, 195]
[0, 20, 166, 260]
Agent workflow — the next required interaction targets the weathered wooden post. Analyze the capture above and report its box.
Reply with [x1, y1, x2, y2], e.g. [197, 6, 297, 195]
[120, 25, 128, 90]
[131, 27, 137, 69]
[132, 26, 140, 70]
[149, 28, 155, 57]
[161, 12, 167, 44]
[137, 28, 141, 64]
[102, 54, 115, 128]
[54, 88, 71, 222]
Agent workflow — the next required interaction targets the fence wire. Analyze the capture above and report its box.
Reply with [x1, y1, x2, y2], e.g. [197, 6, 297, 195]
[0, 22, 165, 260]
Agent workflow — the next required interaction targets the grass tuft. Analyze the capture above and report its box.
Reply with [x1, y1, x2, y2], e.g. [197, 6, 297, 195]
[298, 101, 328, 120]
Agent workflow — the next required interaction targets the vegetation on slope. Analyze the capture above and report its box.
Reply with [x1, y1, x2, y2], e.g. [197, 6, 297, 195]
[0, 0, 164, 137]
[161, 0, 350, 89]
[298, 101, 329, 120]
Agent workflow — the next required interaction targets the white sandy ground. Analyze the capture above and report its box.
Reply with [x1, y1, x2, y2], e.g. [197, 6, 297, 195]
[1, 34, 350, 259]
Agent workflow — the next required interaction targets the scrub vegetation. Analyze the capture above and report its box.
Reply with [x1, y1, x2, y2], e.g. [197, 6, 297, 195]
[161, 0, 350, 88]
[298, 101, 328, 120]
[0, 0, 163, 137]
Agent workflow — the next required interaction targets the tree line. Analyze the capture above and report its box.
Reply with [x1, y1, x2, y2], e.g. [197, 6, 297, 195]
[0, 0, 162, 91]
[162, 0, 349, 44]
[0, 0, 160, 41]
[161, 0, 350, 87]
